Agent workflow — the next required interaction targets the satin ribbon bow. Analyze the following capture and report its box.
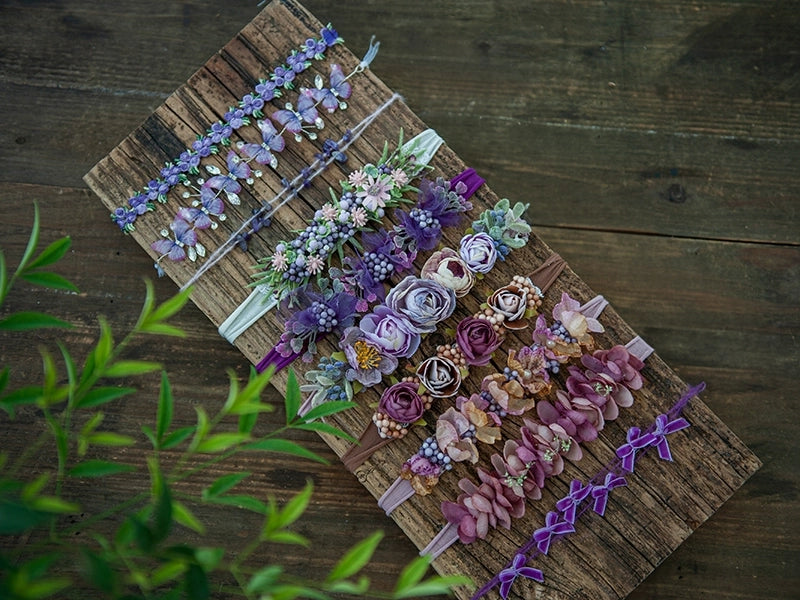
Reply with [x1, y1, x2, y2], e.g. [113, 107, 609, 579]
[590, 472, 628, 516]
[616, 426, 657, 472]
[533, 511, 575, 554]
[498, 553, 544, 599]
[651, 413, 691, 462]
[555, 479, 593, 524]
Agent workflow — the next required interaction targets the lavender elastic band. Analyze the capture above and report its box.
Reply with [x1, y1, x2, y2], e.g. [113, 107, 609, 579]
[256, 167, 486, 378]
[377, 334, 653, 515]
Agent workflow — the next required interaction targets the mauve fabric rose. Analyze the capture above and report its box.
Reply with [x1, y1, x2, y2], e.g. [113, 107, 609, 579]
[416, 356, 462, 398]
[420, 248, 475, 297]
[459, 232, 498, 274]
[487, 282, 529, 330]
[385, 276, 456, 333]
[359, 306, 421, 359]
[379, 381, 425, 424]
[456, 317, 501, 366]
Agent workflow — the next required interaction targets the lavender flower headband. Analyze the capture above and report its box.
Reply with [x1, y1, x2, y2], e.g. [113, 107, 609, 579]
[469, 383, 704, 600]
[112, 24, 345, 232]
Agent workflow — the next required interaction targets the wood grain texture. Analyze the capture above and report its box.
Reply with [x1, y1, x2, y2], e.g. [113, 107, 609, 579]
[1, 0, 796, 598]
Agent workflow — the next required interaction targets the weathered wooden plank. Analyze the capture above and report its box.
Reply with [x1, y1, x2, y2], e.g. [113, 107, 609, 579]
[78, 2, 762, 598]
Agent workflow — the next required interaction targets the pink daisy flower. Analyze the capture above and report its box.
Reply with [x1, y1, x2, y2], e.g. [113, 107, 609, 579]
[271, 251, 288, 271]
[348, 169, 368, 188]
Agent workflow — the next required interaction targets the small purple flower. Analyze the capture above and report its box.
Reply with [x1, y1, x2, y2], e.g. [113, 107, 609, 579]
[146, 179, 170, 201]
[191, 136, 215, 158]
[239, 93, 265, 115]
[359, 306, 421, 359]
[128, 193, 150, 215]
[178, 150, 201, 172]
[255, 79, 278, 102]
[112, 207, 137, 230]
[208, 121, 233, 144]
[321, 25, 340, 47]
[224, 108, 248, 130]
[339, 326, 397, 387]
[160, 163, 184, 185]
[385, 276, 456, 333]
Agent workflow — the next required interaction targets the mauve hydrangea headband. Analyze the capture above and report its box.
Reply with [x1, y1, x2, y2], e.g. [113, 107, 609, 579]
[378, 296, 652, 516]
[468, 382, 704, 600]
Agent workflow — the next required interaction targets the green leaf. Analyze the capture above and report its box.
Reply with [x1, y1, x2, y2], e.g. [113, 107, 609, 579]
[238, 411, 258, 434]
[151, 471, 172, 543]
[172, 500, 205, 534]
[22, 473, 50, 501]
[327, 577, 370, 595]
[188, 407, 210, 452]
[284, 369, 300, 420]
[104, 360, 160, 378]
[204, 494, 267, 514]
[161, 426, 195, 450]
[261, 530, 309, 546]
[194, 547, 224, 572]
[156, 371, 173, 443]
[138, 283, 192, 336]
[81, 548, 115, 595]
[195, 432, 248, 453]
[68, 460, 135, 478]
[294, 422, 357, 443]
[151, 561, 187, 586]
[392, 575, 472, 598]
[17, 203, 41, 275]
[392, 555, 431, 594]
[243, 438, 328, 464]
[26, 236, 72, 270]
[0, 312, 72, 331]
[87, 432, 136, 447]
[246, 566, 283, 594]
[0, 385, 43, 417]
[20, 271, 78, 292]
[203, 472, 251, 498]
[301, 401, 358, 422]
[0, 366, 9, 395]
[271, 480, 312, 531]
[30, 496, 79, 514]
[75, 386, 136, 409]
[16, 577, 72, 599]
[184, 564, 209, 600]
[326, 531, 383, 583]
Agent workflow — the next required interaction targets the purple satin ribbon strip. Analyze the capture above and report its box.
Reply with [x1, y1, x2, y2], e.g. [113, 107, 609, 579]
[469, 382, 704, 600]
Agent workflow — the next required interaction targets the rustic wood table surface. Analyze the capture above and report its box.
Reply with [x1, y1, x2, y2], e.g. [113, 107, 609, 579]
[1, 1, 797, 598]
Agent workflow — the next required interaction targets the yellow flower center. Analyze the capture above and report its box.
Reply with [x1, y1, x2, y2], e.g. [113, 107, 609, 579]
[354, 340, 382, 370]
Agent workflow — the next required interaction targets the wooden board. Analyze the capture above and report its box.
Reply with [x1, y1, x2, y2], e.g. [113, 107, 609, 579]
[83, 1, 761, 598]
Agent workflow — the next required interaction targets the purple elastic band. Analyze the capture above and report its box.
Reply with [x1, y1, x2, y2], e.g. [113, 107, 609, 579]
[579, 295, 608, 319]
[449, 168, 485, 199]
[467, 382, 705, 600]
[255, 347, 300, 374]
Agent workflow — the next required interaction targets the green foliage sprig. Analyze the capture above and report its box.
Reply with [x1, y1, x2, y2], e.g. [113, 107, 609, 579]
[0, 206, 469, 599]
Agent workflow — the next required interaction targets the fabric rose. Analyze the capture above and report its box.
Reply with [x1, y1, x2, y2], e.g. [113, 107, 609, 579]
[385, 276, 456, 333]
[416, 356, 462, 398]
[358, 306, 421, 359]
[459, 232, 498, 274]
[420, 248, 475, 297]
[339, 327, 397, 387]
[456, 317, 501, 366]
[378, 381, 425, 424]
[486, 281, 530, 330]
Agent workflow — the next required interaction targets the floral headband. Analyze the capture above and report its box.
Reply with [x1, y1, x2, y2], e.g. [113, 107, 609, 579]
[216, 128, 449, 344]
[251, 169, 492, 372]
[468, 383, 704, 600]
[112, 24, 346, 232]
[377, 296, 646, 515]
[335, 258, 567, 472]
[418, 377, 699, 568]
